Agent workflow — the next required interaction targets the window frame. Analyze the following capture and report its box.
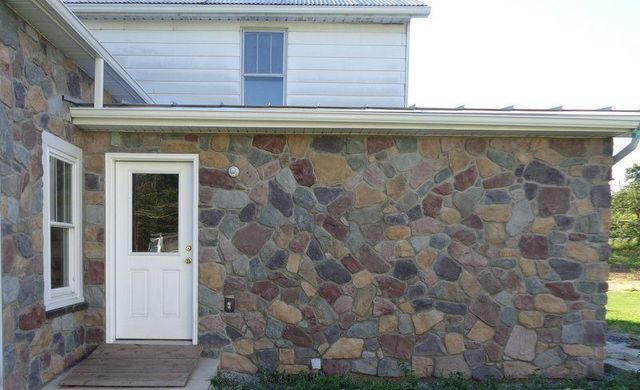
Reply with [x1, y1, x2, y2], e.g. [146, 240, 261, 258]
[42, 131, 84, 311]
[241, 29, 287, 106]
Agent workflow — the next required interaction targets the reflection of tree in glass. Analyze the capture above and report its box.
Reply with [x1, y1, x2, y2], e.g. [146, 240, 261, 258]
[132, 174, 179, 252]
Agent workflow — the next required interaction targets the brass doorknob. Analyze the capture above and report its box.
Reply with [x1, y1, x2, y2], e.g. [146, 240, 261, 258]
[185, 244, 192, 252]
[185, 257, 192, 264]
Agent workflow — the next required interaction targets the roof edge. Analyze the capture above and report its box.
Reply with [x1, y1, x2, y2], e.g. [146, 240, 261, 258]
[70, 106, 640, 137]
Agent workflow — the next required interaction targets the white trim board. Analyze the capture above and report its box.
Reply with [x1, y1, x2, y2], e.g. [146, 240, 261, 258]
[104, 153, 199, 345]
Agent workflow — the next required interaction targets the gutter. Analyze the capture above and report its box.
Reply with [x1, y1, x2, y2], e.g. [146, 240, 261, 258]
[614, 127, 640, 164]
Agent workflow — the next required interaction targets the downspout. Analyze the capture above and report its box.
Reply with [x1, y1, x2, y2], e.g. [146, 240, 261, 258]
[613, 126, 640, 165]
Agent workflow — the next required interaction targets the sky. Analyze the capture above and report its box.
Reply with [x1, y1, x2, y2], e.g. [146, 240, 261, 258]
[406, 0, 640, 190]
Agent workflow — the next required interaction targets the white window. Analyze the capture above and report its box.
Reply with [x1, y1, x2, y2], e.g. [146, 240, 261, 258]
[42, 132, 83, 311]
[243, 30, 286, 106]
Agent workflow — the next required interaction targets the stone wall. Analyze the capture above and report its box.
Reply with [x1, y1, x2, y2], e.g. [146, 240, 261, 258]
[83, 132, 612, 379]
[0, 3, 107, 388]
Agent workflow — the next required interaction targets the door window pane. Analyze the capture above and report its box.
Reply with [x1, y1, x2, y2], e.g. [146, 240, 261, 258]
[50, 157, 72, 223]
[244, 76, 284, 106]
[51, 226, 69, 289]
[132, 174, 179, 253]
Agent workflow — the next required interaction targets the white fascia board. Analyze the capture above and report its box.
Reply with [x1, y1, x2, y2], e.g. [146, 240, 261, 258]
[67, 4, 431, 20]
[70, 107, 640, 137]
[6, 0, 153, 103]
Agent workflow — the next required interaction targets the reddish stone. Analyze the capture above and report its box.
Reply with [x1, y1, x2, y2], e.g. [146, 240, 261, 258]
[232, 223, 272, 256]
[376, 276, 407, 298]
[549, 139, 586, 157]
[341, 254, 362, 273]
[537, 187, 570, 217]
[422, 194, 443, 218]
[379, 334, 414, 360]
[584, 321, 606, 346]
[361, 223, 384, 245]
[359, 246, 391, 274]
[86, 261, 104, 284]
[199, 168, 235, 189]
[19, 305, 45, 330]
[366, 136, 394, 154]
[470, 294, 500, 327]
[301, 306, 318, 328]
[222, 313, 245, 329]
[323, 359, 351, 375]
[451, 229, 476, 245]
[86, 327, 105, 344]
[513, 294, 534, 310]
[251, 281, 279, 301]
[545, 282, 580, 301]
[290, 159, 316, 187]
[327, 194, 354, 216]
[493, 325, 511, 346]
[462, 214, 484, 229]
[323, 216, 349, 241]
[244, 312, 266, 336]
[252, 134, 286, 154]
[283, 325, 313, 347]
[338, 312, 356, 329]
[518, 235, 549, 259]
[482, 173, 515, 189]
[465, 139, 487, 155]
[502, 271, 521, 291]
[433, 182, 453, 195]
[269, 272, 299, 288]
[224, 277, 247, 295]
[373, 297, 395, 316]
[454, 166, 478, 191]
[569, 233, 588, 241]
[2, 237, 16, 273]
[289, 232, 310, 253]
[280, 288, 301, 304]
[318, 283, 342, 304]
[485, 341, 503, 362]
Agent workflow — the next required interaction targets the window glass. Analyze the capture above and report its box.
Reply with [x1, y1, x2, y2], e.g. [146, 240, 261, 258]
[132, 174, 179, 253]
[244, 32, 258, 74]
[244, 76, 284, 106]
[50, 157, 72, 223]
[50, 227, 69, 289]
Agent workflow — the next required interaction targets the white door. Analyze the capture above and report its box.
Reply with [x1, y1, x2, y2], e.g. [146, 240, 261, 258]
[114, 161, 194, 340]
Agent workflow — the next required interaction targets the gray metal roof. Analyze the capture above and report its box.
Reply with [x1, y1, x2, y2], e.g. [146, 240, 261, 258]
[63, 0, 427, 6]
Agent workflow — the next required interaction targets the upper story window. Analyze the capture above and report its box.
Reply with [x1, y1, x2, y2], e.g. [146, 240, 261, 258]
[42, 132, 83, 311]
[243, 31, 285, 106]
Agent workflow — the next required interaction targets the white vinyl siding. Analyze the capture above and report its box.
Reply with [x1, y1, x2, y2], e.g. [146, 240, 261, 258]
[83, 20, 407, 107]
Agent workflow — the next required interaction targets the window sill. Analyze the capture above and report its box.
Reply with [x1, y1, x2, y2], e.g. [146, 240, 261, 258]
[45, 301, 88, 320]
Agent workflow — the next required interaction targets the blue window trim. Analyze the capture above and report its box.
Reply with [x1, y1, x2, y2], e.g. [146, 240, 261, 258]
[242, 29, 286, 106]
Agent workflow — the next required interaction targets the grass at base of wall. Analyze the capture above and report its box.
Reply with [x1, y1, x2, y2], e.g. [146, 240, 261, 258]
[609, 240, 640, 273]
[607, 291, 640, 335]
[210, 370, 640, 390]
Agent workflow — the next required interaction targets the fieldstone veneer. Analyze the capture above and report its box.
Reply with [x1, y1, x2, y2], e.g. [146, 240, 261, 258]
[82, 133, 612, 380]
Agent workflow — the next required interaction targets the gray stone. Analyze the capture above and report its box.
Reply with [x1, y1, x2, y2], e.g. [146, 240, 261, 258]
[239, 203, 257, 222]
[346, 321, 378, 338]
[293, 188, 316, 210]
[247, 148, 272, 166]
[2, 276, 19, 304]
[258, 204, 286, 228]
[414, 334, 446, 356]
[232, 256, 250, 276]
[266, 317, 284, 338]
[311, 136, 343, 153]
[435, 169, 452, 183]
[15, 233, 34, 258]
[324, 324, 341, 344]
[213, 190, 250, 209]
[395, 191, 419, 212]
[200, 209, 224, 226]
[487, 149, 517, 170]
[409, 235, 431, 252]
[306, 240, 325, 261]
[219, 215, 240, 239]
[590, 185, 611, 208]
[453, 187, 483, 218]
[269, 180, 293, 217]
[482, 189, 511, 204]
[249, 258, 268, 281]
[384, 213, 409, 225]
[84, 286, 106, 308]
[345, 224, 366, 253]
[464, 349, 487, 368]
[347, 155, 367, 171]
[310, 297, 337, 325]
[352, 358, 378, 375]
[571, 179, 590, 199]
[199, 228, 219, 246]
[85, 205, 105, 225]
[316, 260, 352, 284]
[256, 349, 278, 371]
[435, 301, 467, 315]
[549, 258, 583, 280]
[349, 205, 383, 225]
[533, 347, 565, 369]
[365, 338, 379, 351]
[392, 260, 418, 280]
[275, 168, 297, 193]
[378, 358, 402, 377]
[0, 2, 19, 49]
[395, 137, 418, 152]
[294, 207, 314, 231]
[199, 285, 223, 309]
[506, 198, 534, 236]
[411, 298, 434, 312]
[472, 366, 503, 380]
[266, 249, 288, 270]
[429, 233, 451, 250]
[562, 324, 584, 344]
[525, 277, 545, 294]
[313, 187, 342, 205]
[347, 138, 365, 154]
[433, 254, 462, 281]
[390, 153, 421, 172]
[500, 307, 517, 326]
[398, 314, 413, 334]
[523, 161, 565, 185]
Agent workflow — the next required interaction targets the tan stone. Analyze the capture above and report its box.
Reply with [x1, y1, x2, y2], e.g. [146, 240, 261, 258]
[412, 310, 444, 335]
[467, 320, 494, 342]
[200, 151, 229, 168]
[441, 138, 464, 152]
[440, 207, 462, 224]
[435, 355, 470, 378]
[586, 263, 609, 281]
[221, 352, 258, 374]
[269, 300, 303, 324]
[566, 241, 599, 263]
[399, 302, 414, 313]
[477, 159, 501, 178]
[199, 262, 225, 292]
[287, 253, 301, 273]
[534, 293, 567, 314]
[353, 285, 376, 317]
[0, 76, 13, 107]
[476, 205, 511, 222]
[385, 225, 411, 240]
[287, 135, 309, 157]
[534, 148, 563, 165]
[519, 311, 544, 328]
[568, 165, 583, 176]
[396, 241, 415, 258]
[385, 175, 407, 199]
[255, 338, 275, 350]
[279, 348, 295, 364]
[416, 249, 437, 271]
[460, 271, 482, 297]
[323, 338, 364, 359]
[444, 333, 465, 354]
[161, 140, 199, 153]
[310, 154, 353, 185]
[499, 248, 519, 257]
[379, 315, 398, 334]
[301, 280, 317, 297]
[355, 184, 386, 207]
[531, 217, 555, 235]
[535, 260, 553, 279]
[503, 361, 536, 378]
[485, 222, 506, 244]
[412, 356, 434, 378]
[448, 149, 470, 173]
[561, 344, 596, 357]
[84, 242, 104, 259]
[353, 270, 374, 288]
[210, 134, 229, 151]
[419, 138, 440, 158]
[0, 43, 10, 72]
[515, 151, 533, 164]
[601, 209, 611, 232]
[235, 339, 254, 355]
[26, 86, 47, 112]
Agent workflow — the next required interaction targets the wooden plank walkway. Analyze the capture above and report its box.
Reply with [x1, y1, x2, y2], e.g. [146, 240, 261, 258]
[60, 344, 203, 387]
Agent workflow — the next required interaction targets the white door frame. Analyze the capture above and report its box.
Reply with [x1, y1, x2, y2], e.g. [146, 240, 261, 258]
[105, 153, 199, 345]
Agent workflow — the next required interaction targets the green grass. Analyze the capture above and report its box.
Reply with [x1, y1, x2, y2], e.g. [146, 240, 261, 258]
[210, 371, 640, 390]
[609, 241, 640, 273]
[607, 291, 640, 335]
